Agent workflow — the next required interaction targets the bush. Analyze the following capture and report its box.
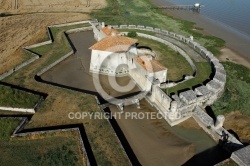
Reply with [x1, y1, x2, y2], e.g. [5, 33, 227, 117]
[127, 31, 137, 37]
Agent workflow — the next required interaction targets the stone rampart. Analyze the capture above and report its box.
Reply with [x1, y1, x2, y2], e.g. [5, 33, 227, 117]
[116, 24, 226, 107]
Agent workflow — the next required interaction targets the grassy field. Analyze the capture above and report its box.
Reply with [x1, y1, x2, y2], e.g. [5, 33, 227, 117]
[2, 23, 131, 165]
[212, 62, 250, 116]
[0, 118, 85, 166]
[0, 85, 40, 108]
[134, 36, 193, 81]
[164, 62, 212, 95]
[92, 0, 225, 55]
[0, 118, 21, 140]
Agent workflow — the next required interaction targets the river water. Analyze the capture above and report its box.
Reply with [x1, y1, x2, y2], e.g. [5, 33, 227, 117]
[165, 0, 250, 38]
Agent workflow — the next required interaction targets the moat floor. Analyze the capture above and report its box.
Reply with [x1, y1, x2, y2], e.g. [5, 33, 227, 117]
[109, 100, 196, 166]
[41, 31, 140, 100]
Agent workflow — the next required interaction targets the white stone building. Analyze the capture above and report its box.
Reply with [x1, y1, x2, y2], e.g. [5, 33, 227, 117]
[89, 35, 138, 76]
[90, 22, 167, 82]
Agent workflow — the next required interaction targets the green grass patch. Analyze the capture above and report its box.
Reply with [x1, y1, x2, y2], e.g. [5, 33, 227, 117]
[0, 118, 84, 166]
[0, 137, 83, 166]
[212, 62, 250, 116]
[134, 36, 193, 81]
[0, 118, 21, 140]
[0, 85, 40, 108]
[165, 62, 211, 94]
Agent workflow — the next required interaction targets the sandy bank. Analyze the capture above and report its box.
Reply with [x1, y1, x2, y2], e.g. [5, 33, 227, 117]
[150, 0, 250, 64]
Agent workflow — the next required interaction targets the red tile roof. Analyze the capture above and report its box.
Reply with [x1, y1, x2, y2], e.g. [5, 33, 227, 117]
[89, 36, 138, 52]
[134, 55, 167, 73]
[101, 27, 120, 36]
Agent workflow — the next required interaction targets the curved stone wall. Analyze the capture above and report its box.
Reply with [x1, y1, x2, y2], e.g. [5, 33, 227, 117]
[106, 23, 226, 127]
[112, 24, 226, 107]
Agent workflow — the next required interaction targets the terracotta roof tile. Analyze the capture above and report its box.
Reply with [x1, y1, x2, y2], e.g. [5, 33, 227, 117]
[89, 36, 138, 52]
[134, 55, 167, 73]
[101, 27, 120, 36]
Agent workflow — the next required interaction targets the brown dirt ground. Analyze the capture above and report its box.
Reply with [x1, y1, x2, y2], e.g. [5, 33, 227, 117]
[219, 48, 250, 69]
[224, 111, 250, 143]
[0, 0, 106, 13]
[109, 100, 196, 166]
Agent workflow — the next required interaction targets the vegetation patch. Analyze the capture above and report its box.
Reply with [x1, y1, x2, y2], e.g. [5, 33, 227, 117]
[0, 118, 21, 140]
[0, 85, 40, 108]
[135, 36, 193, 81]
[0, 118, 85, 166]
[164, 62, 211, 95]
[212, 62, 250, 116]
[127, 31, 137, 37]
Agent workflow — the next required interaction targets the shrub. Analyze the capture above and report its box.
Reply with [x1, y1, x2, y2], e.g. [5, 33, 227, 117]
[127, 31, 137, 37]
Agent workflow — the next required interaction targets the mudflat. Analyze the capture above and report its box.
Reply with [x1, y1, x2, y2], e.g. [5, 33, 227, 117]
[109, 100, 196, 166]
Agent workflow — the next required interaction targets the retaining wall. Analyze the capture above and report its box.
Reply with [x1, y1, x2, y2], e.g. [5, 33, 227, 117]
[0, 107, 35, 113]
[37, 50, 74, 76]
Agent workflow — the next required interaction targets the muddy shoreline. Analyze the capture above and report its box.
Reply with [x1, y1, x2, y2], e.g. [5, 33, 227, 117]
[150, 0, 250, 63]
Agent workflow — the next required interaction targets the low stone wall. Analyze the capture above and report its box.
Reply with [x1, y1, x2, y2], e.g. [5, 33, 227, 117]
[24, 40, 52, 49]
[0, 69, 14, 80]
[0, 107, 35, 113]
[0, 55, 39, 80]
[37, 50, 73, 76]
[49, 20, 90, 28]
[66, 26, 93, 34]
[15, 56, 40, 70]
